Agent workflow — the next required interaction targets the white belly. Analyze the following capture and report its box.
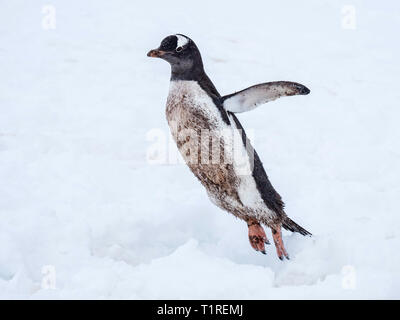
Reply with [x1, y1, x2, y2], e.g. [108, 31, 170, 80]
[166, 80, 275, 220]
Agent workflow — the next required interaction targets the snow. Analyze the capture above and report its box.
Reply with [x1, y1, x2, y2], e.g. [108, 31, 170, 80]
[1, 0, 400, 299]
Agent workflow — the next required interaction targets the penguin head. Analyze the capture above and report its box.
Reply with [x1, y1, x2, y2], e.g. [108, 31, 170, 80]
[147, 34, 203, 76]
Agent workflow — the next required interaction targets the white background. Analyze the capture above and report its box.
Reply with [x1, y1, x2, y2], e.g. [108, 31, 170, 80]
[0, 0, 399, 298]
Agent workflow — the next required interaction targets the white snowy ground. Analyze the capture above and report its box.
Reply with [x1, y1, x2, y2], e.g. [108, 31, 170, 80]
[1, 0, 399, 299]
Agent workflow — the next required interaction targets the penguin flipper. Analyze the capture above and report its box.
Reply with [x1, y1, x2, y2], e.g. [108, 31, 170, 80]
[221, 81, 310, 113]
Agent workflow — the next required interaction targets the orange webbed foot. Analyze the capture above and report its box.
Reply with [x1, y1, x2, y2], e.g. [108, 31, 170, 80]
[271, 225, 289, 260]
[247, 220, 269, 254]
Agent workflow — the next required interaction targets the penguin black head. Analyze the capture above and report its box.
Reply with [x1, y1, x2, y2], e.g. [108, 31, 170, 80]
[147, 34, 204, 79]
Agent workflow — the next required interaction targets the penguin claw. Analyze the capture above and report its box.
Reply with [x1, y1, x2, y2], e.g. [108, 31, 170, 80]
[261, 250, 266, 255]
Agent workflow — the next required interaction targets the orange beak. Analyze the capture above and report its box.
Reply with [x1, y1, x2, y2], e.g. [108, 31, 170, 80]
[147, 49, 166, 58]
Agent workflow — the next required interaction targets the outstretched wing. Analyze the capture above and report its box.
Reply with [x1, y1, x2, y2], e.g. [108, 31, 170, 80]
[221, 81, 310, 113]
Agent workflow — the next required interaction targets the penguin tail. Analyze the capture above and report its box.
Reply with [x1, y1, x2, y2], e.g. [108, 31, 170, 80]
[282, 217, 312, 236]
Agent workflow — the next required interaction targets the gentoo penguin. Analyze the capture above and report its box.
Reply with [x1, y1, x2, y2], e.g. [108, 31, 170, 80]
[147, 34, 311, 260]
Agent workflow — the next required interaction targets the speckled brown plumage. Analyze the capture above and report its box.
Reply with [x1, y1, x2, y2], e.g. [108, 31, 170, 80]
[166, 80, 280, 225]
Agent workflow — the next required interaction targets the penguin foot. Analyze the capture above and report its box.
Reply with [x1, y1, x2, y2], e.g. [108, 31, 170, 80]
[247, 220, 268, 254]
[271, 225, 289, 260]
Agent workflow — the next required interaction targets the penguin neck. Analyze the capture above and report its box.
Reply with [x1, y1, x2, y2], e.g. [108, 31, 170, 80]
[170, 65, 221, 98]
[170, 61, 206, 82]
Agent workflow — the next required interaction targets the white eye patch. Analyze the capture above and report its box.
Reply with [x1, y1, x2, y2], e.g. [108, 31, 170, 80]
[176, 34, 189, 49]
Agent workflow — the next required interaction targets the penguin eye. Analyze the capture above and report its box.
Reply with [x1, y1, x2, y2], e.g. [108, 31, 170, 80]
[176, 46, 183, 52]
